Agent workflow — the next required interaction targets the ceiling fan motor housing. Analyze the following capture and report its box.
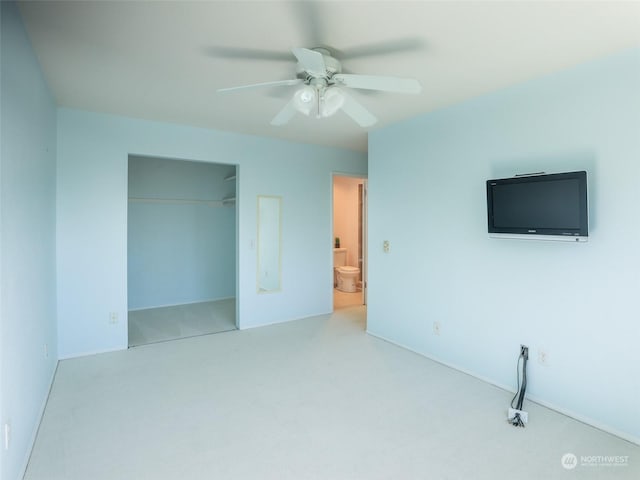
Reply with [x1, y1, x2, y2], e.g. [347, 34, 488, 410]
[296, 47, 342, 79]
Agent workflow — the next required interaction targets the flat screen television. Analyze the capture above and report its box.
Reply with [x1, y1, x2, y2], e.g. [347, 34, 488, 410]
[486, 171, 588, 242]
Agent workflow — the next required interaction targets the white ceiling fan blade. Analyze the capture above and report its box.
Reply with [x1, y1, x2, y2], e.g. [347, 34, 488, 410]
[218, 78, 302, 93]
[291, 47, 326, 76]
[333, 74, 422, 94]
[270, 99, 298, 126]
[340, 92, 377, 128]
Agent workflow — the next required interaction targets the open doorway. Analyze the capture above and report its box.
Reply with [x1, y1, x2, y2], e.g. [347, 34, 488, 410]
[333, 175, 367, 310]
[127, 155, 237, 346]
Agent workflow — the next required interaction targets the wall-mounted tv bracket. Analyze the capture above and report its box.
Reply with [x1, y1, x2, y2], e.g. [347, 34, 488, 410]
[514, 171, 546, 177]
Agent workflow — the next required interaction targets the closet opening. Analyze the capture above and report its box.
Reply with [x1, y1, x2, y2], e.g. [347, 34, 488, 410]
[127, 155, 237, 346]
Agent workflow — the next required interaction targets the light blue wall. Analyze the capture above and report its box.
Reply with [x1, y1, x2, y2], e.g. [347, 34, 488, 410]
[128, 157, 236, 310]
[0, 3, 58, 479]
[57, 109, 367, 358]
[368, 48, 640, 443]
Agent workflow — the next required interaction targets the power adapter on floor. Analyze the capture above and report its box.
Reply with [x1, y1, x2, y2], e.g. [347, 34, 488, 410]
[508, 407, 528, 425]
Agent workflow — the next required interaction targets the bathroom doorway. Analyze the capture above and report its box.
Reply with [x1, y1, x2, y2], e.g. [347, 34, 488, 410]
[333, 174, 367, 310]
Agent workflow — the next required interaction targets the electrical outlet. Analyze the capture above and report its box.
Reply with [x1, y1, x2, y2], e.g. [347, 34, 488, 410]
[538, 349, 549, 366]
[109, 312, 119, 325]
[520, 345, 529, 359]
[433, 321, 441, 336]
[383, 240, 390, 253]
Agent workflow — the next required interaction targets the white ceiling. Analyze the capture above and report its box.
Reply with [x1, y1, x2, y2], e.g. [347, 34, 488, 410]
[18, 1, 640, 152]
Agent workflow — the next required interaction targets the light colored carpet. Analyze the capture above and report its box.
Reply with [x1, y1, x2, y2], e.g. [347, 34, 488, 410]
[128, 298, 236, 347]
[26, 307, 638, 480]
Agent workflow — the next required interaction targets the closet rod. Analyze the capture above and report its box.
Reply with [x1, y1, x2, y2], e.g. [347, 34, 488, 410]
[128, 197, 225, 206]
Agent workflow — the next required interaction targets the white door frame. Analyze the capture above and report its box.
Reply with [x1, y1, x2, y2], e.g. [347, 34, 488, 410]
[362, 179, 368, 305]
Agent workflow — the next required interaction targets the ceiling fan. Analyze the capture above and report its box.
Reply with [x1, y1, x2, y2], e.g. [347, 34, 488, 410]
[217, 47, 422, 128]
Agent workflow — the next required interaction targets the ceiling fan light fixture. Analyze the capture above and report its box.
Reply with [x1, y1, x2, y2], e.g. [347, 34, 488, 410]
[293, 85, 317, 115]
[321, 87, 345, 118]
[218, 45, 422, 127]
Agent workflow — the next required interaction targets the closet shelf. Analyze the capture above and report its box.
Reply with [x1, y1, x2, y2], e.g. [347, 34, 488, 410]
[224, 174, 237, 182]
[129, 197, 231, 207]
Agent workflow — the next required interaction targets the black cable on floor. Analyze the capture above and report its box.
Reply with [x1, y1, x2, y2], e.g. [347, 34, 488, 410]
[509, 346, 528, 427]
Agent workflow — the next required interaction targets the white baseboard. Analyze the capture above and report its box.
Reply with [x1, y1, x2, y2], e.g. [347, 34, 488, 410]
[58, 345, 125, 360]
[523, 393, 639, 446]
[128, 296, 235, 312]
[19, 360, 59, 479]
[238, 310, 331, 331]
[366, 330, 639, 446]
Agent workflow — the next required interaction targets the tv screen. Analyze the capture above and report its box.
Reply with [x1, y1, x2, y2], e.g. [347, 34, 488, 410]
[486, 171, 588, 241]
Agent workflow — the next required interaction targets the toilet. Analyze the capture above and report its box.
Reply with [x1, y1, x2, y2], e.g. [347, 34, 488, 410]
[334, 248, 360, 293]
[336, 266, 360, 293]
